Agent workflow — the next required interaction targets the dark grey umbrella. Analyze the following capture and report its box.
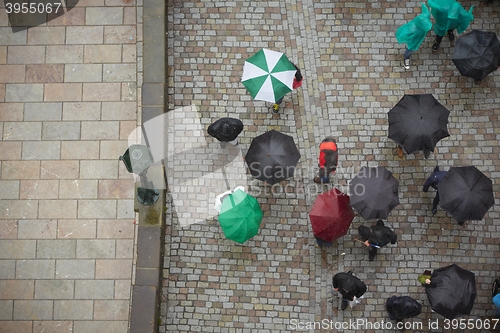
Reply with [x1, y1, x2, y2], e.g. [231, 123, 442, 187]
[349, 166, 399, 220]
[388, 94, 450, 159]
[208, 117, 243, 142]
[426, 264, 476, 319]
[452, 30, 500, 81]
[437, 166, 494, 224]
[244, 130, 300, 185]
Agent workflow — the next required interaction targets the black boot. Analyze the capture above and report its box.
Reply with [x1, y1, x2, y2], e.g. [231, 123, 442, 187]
[341, 298, 348, 310]
[448, 30, 455, 42]
[432, 40, 440, 51]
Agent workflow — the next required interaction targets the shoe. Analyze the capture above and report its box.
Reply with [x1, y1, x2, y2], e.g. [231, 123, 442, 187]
[369, 255, 375, 261]
[347, 270, 353, 275]
[397, 145, 404, 157]
[404, 58, 410, 70]
[341, 298, 348, 310]
[313, 177, 322, 184]
[448, 31, 455, 42]
[432, 207, 437, 215]
[272, 104, 279, 113]
[432, 41, 440, 51]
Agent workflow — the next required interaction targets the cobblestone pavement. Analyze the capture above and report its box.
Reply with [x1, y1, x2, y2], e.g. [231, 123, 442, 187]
[163, 0, 500, 332]
[0, 1, 141, 332]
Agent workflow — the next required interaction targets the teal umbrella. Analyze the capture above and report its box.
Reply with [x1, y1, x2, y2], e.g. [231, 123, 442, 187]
[241, 49, 297, 103]
[218, 189, 263, 244]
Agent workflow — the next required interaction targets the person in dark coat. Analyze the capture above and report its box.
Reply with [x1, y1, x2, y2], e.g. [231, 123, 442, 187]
[423, 166, 447, 215]
[313, 137, 338, 184]
[332, 271, 367, 310]
[386, 296, 422, 323]
[358, 220, 397, 261]
[207, 118, 244, 147]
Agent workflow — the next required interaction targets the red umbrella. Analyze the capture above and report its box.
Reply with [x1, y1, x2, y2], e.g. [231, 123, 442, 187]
[309, 188, 355, 243]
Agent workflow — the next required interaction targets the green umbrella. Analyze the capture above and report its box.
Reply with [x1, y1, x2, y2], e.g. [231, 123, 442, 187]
[218, 189, 263, 244]
[241, 48, 297, 103]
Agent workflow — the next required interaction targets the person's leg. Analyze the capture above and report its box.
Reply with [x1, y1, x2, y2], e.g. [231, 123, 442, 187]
[432, 191, 439, 215]
[447, 30, 455, 42]
[341, 297, 349, 310]
[228, 138, 238, 145]
[219, 141, 227, 148]
[433, 35, 444, 51]
[403, 49, 414, 69]
[369, 247, 377, 261]
[273, 97, 284, 112]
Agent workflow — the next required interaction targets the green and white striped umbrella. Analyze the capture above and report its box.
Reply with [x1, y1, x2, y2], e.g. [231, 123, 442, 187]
[241, 49, 297, 103]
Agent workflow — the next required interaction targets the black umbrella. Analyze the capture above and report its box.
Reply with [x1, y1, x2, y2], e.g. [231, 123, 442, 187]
[349, 166, 399, 220]
[426, 264, 477, 319]
[245, 130, 301, 185]
[388, 94, 450, 159]
[452, 30, 500, 81]
[207, 117, 244, 142]
[437, 166, 494, 223]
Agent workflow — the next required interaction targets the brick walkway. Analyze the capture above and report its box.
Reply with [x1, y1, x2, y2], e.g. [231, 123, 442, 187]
[0, 1, 141, 332]
[163, 0, 500, 332]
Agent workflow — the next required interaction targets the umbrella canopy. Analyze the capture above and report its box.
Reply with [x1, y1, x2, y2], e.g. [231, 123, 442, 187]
[207, 117, 244, 142]
[245, 130, 301, 185]
[437, 166, 494, 223]
[452, 30, 500, 81]
[349, 166, 400, 220]
[241, 49, 297, 103]
[218, 189, 263, 244]
[309, 188, 355, 243]
[426, 264, 477, 319]
[388, 94, 450, 158]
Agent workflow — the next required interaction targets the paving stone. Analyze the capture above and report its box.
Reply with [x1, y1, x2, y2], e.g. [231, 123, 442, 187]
[0, 260, 16, 279]
[59, 179, 98, 199]
[36, 240, 76, 259]
[38, 200, 77, 219]
[74, 279, 114, 299]
[18, 220, 57, 239]
[0, 300, 13, 320]
[27, 27, 66, 45]
[0, 280, 34, 299]
[122, 44, 137, 63]
[0, 200, 38, 219]
[104, 26, 136, 44]
[41, 160, 79, 180]
[73, 321, 129, 333]
[7, 46, 45, 64]
[116, 199, 134, 219]
[13, 300, 53, 320]
[82, 83, 121, 101]
[44, 83, 82, 102]
[65, 64, 103, 83]
[0, 27, 27, 45]
[33, 321, 74, 333]
[22, 141, 61, 160]
[47, 7, 85, 26]
[46, 45, 84, 63]
[66, 26, 104, 44]
[0, 46, 6, 63]
[86, 7, 123, 25]
[54, 300, 93, 320]
[24, 102, 63, 121]
[103, 63, 136, 82]
[0, 180, 20, 199]
[78, 200, 117, 219]
[80, 120, 119, 140]
[26, 64, 65, 83]
[0, 240, 36, 259]
[55, 260, 95, 279]
[130, 285, 156, 333]
[34, 280, 74, 299]
[76, 239, 116, 258]
[99, 140, 130, 159]
[5, 83, 44, 102]
[0, 103, 24, 121]
[95, 259, 132, 279]
[115, 239, 134, 259]
[119, 120, 137, 140]
[114, 279, 132, 299]
[3, 122, 42, 140]
[79, 160, 119, 179]
[16, 260, 55, 279]
[60, 141, 99, 160]
[0, 65, 25, 83]
[19, 180, 59, 200]
[93, 300, 129, 320]
[62, 102, 101, 121]
[121, 82, 137, 101]
[84, 45, 122, 64]
[42, 121, 81, 140]
[98, 179, 135, 199]
[57, 219, 97, 239]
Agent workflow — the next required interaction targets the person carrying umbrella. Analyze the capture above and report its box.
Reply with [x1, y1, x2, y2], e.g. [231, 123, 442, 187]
[357, 220, 397, 261]
[332, 271, 367, 310]
[208, 117, 244, 148]
[423, 166, 447, 215]
[428, 0, 474, 52]
[313, 137, 338, 184]
[272, 63, 303, 113]
[395, 2, 433, 70]
[386, 296, 422, 323]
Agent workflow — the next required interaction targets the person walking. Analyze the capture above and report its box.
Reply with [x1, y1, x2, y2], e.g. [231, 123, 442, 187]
[313, 137, 338, 184]
[207, 117, 244, 148]
[272, 63, 303, 113]
[428, 0, 474, 51]
[423, 166, 447, 215]
[395, 2, 433, 70]
[386, 296, 422, 323]
[332, 271, 367, 310]
[357, 220, 397, 261]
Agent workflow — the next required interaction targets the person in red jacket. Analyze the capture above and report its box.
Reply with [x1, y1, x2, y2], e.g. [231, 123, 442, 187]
[313, 137, 338, 184]
[272, 63, 303, 113]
